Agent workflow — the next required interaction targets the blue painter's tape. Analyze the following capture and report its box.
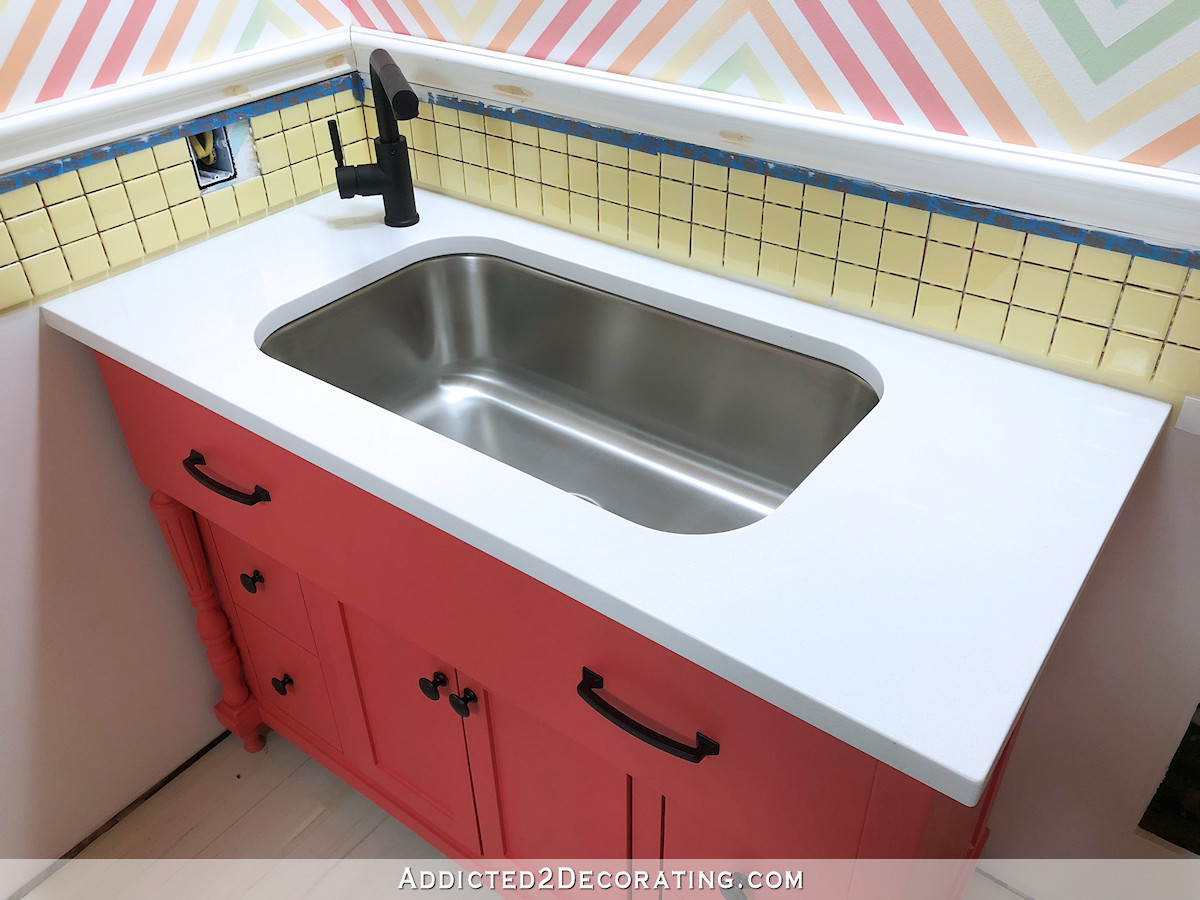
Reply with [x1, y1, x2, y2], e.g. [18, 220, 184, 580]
[426, 91, 1200, 270]
[0, 73, 357, 194]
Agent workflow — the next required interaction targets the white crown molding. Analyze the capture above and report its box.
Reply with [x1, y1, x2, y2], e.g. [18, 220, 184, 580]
[0, 30, 352, 178]
[1, 24, 1196, 252]
[351, 27, 1200, 251]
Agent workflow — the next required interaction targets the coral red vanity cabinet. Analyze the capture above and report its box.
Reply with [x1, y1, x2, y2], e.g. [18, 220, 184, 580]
[97, 353, 1008, 864]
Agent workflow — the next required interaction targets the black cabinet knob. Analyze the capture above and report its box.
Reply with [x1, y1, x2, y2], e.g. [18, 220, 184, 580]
[271, 674, 294, 696]
[448, 688, 477, 718]
[240, 570, 265, 593]
[419, 671, 448, 701]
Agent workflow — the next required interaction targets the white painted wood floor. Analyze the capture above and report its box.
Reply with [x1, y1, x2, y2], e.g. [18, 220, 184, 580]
[17, 731, 1018, 900]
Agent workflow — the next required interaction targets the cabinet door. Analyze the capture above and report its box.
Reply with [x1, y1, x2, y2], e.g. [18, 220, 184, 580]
[341, 605, 482, 856]
[467, 683, 632, 859]
[237, 610, 342, 751]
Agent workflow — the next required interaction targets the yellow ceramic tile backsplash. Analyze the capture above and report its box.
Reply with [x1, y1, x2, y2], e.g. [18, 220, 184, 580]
[8, 209, 58, 257]
[38, 171, 84, 205]
[46, 196, 97, 245]
[136, 209, 177, 254]
[61, 235, 108, 280]
[914, 283, 961, 331]
[171, 199, 209, 242]
[78, 160, 121, 193]
[0, 91, 366, 308]
[1051, 319, 1107, 368]
[99, 223, 143, 268]
[161, 164, 200, 206]
[22, 248, 72, 295]
[115, 148, 157, 181]
[0, 184, 43, 218]
[233, 177, 269, 218]
[3, 86, 1199, 413]
[152, 139, 192, 170]
[125, 173, 168, 218]
[0, 222, 17, 267]
[0, 262, 33, 310]
[1170, 299, 1200, 348]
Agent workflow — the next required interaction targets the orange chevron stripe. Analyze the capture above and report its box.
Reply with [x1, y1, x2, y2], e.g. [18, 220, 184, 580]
[144, 0, 200, 76]
[297, 0, 343, 30]
[398, 1, 444, 42]
[749, 0, 839, 114]
[653, 1, 742, 84]
[908, 0, 1032, 146]
[1124, 112, 1200, 167]
[488, 0, 542, 53]
[0, 0, 62, 110]
[608, 0, 695, 76]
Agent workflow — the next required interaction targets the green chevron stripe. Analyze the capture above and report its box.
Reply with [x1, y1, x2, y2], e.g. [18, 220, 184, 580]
[1039, 0, 1200, 83]
[237, 0, 304, 52]
[700, 45, 785, 102]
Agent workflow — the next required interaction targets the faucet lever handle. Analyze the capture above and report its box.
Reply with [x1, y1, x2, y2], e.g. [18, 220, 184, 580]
[328, 120, 345, 168]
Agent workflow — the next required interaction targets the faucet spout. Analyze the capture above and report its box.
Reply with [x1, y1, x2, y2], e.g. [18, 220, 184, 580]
[369, 48, 419, 142]
[329, 49, 420, 227]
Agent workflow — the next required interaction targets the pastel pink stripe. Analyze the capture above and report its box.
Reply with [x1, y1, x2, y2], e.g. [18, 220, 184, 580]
[566, 0, 639, 68]
[91, 0, 154, 89]
[343, 0, 377, 29]
[372, 1, 410, 35]
[525, 0, 588, 60]
[36, 0, 111, 102]
[848, 0, 965, 134]
[792, 0, 900, 125]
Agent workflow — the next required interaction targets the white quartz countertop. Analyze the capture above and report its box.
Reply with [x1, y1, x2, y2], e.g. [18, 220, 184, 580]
[42, 189, 1168, 805]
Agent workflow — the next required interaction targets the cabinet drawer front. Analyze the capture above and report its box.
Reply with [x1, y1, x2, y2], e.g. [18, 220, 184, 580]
[97, 355, 468, 616]
[442, 554, 880, 858]
[238, 611, 341, 751]
[98, 354, 310, 556]
[209, 524, 317, 654]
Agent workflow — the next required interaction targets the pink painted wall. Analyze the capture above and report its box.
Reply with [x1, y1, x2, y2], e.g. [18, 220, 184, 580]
[984, 428, 1200, 857]
[0, 307, 221, 858]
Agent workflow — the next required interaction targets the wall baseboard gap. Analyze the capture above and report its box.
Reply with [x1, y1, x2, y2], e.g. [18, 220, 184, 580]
[5, 729, 233, 900]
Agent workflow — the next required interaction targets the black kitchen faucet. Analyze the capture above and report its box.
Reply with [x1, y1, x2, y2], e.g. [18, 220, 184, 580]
[328, 49, 420, 227]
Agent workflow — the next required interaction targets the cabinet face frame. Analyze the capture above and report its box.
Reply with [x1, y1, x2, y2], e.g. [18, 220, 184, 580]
[110, 354, 1002, 864]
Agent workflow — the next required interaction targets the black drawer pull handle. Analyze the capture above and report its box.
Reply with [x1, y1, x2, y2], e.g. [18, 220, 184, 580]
[577, 667, 719, 764]
[239, 570, 265, 593]
[419, 671, 448, 701]
[182, 450, 271, 505]
[449, 688, 477, 718]
[271, 674, 294, 696]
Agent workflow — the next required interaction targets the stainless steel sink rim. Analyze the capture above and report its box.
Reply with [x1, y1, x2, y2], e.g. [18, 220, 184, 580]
[260, 253, 879, 534]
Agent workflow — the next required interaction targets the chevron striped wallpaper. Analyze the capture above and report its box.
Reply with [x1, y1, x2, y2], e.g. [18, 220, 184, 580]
[1, 2, 1198, 175]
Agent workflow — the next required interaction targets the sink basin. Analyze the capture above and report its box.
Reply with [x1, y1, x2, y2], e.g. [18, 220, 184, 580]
[261, 254, 878, 533]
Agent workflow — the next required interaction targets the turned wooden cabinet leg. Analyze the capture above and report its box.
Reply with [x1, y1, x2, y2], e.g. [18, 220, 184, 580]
[150, 491, 265, 753]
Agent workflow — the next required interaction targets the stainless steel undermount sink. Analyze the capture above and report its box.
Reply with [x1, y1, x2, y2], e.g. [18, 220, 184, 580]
[261, 254, 878, 534]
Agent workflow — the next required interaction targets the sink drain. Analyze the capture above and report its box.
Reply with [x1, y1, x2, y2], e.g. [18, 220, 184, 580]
[570, 492, 602, 509]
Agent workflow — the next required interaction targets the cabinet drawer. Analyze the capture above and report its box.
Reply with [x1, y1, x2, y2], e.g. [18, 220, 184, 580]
[237, 610, 341, 751]
[208, 524, 316, 654]
[447, 555, 879, 857]
[97, 354, 469, 620]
